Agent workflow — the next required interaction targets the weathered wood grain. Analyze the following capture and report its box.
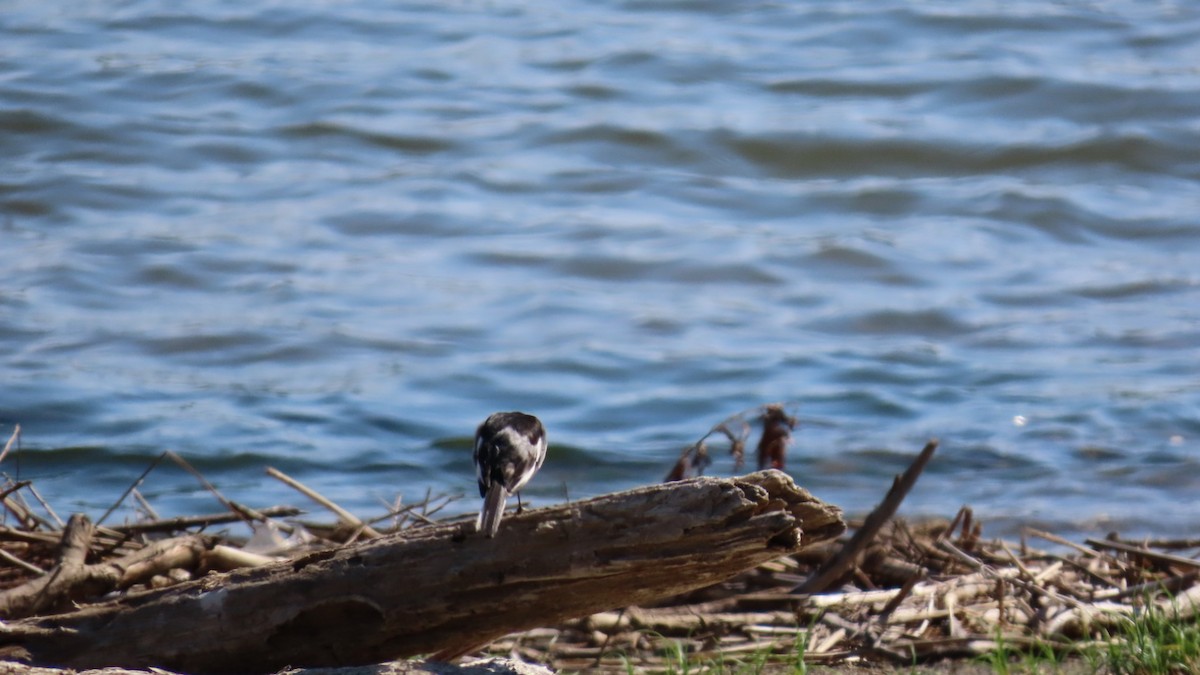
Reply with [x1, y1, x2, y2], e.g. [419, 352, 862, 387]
[1, 470, 843, 674]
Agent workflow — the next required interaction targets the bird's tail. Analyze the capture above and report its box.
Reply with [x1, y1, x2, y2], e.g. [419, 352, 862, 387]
[478, 483, 509, 538]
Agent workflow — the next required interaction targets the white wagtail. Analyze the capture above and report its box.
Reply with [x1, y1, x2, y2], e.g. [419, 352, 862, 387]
[474, 411, 547, 537]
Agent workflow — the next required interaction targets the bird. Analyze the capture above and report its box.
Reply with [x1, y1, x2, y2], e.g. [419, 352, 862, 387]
[473, 411, 547, 538]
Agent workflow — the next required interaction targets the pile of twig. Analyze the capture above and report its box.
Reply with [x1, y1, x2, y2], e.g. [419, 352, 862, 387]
[2, 420, 1198, 673]
[477, 435, 1200, 672]
[478, 511, 1199, 671]
[0, 425, 459, 620]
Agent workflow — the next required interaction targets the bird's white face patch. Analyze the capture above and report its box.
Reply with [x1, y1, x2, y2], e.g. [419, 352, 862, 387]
[497, 426, 539, 453]
[496, 426, 547, 493]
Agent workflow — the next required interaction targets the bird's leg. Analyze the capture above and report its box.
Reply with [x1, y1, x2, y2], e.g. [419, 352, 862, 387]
[516, 492, 524, 514]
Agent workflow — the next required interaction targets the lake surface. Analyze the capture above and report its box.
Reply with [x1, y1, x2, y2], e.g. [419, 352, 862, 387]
[3, 1, 1199, 540]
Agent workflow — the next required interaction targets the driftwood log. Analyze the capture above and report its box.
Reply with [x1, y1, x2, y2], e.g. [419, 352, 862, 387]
[0, 657, 553, 675]
[289, 657, 555, 675]
[0, 470, 843, 674]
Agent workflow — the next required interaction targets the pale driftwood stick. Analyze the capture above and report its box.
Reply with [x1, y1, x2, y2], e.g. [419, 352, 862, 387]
[589, 606, 627, 667]
[24, 482, 65, 530]
[2, 470, 843, 674]
[266, 467, 381, 539]
[0, 486, 38, 531]
[1033, 560, 1065, 584]
[612, 608, 796, 634]
[130, 488, 159, 522]
[0, 527, 60, 545]
[1085, 537, 1200, 571]
[0, 423, 20, 467]
[114, 535, 211, 589]
[1032, 540, 1123, 592]
[794, 439, 938, 594]
[110, 505, 304, 535]
[1114, 537, 1200, 550]
[203, 544, 282, 571]
[0, 547, 46, 575]
[1096, 571, 1197, 602]
[1044, 575, 1200, 638]
[1026, 528, 1111, 560]
[937, 538, 1092, 625]
[813, 627, 847, 654]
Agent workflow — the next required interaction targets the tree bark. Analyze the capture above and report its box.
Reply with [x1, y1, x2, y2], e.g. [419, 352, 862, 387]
[1, 470, 843, 675]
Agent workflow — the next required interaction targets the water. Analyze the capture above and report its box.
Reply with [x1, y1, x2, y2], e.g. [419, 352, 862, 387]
[3, 1, 1199, 541]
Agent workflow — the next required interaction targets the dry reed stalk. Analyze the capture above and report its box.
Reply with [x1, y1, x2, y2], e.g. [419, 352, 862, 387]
[265, 466, 381, 539]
